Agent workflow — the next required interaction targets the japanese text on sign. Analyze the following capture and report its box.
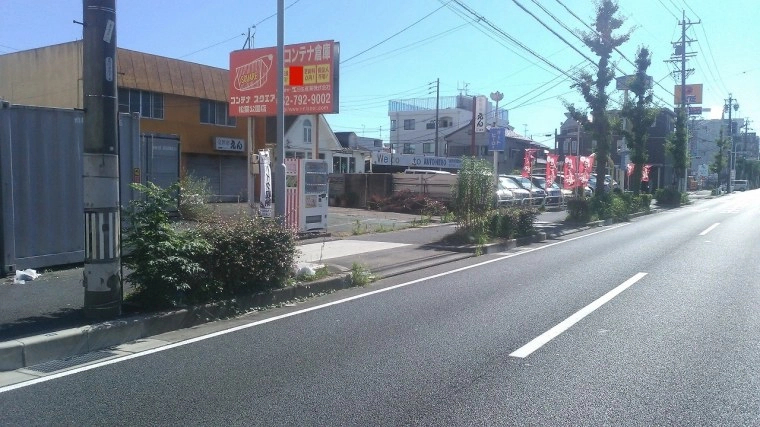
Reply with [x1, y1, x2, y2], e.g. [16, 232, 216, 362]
[229, 40, 339, 117]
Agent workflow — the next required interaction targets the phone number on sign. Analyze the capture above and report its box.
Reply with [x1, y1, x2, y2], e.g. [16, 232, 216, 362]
[285, 93, 331, 107]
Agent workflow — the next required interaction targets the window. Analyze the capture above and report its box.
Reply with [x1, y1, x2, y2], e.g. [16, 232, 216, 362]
[423, 143, 434, 154]
[303, 119, 312, 143]
[333, 155, 355, 173]
[403, 119, 415, 130]
[200, 99, 236, 126]
[374, 140, 382, 148]
[403, 143, 414, 154]
[390, 119, 397, 131]
[118, 89, 164, 119]
[426, 121, 436, 130]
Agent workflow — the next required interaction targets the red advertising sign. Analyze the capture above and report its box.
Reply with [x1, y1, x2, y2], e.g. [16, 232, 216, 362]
[229, 40, 339, 117]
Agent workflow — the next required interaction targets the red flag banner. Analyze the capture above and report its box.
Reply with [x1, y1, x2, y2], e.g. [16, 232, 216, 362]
[546, 154, 559, 189]
[626, 162, 634, 177]
[522, 149, 537, 178]
[642, 164, 652, 182]
[578, 155, 592, 185]
[563, 155, 577, 189]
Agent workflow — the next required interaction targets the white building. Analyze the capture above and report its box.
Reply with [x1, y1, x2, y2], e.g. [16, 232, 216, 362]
[388, 95, 508, 157]
[281, 115, 368, 173]
[689, 118, 744, 180]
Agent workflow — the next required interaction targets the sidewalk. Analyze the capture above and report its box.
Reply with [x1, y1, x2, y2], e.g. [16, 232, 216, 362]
[0, 199, 679, 372]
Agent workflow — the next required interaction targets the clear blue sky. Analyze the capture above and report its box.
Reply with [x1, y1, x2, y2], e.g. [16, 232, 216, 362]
[2, 0, 758, 147]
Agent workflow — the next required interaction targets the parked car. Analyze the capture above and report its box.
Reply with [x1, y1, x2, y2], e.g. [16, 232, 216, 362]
[497, 176, 531, 206]
[587, 174, 618, 194]
[504, 175, 546, 206]
[555, 174, 591, 197]
[530, 177, 564, 208]
[731, 179, 748, 191]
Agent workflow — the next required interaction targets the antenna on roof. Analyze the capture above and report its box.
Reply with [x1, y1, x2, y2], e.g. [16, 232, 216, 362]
[457, 81, 469, 96]
[242, 25, 256, 49]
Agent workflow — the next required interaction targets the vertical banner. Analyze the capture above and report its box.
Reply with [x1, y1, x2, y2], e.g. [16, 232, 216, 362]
[626, 162, 634, 176]
[545, 154, 559, 189]
[563, 155, 577, 189]
[474, 96, 487, 133]
[578, 154, 594, 186]
[258, 149, 273, 217]
[642, 164, 652, 182]
[522, 149, 537, 178]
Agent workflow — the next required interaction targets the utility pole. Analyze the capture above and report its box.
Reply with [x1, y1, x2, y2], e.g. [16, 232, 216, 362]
[665, 10, 699, 192]
[490, 91, 504, 188]
[82, 0, 121, 318]
[725, 94, 739, 192]
[429, 78, 440, 157]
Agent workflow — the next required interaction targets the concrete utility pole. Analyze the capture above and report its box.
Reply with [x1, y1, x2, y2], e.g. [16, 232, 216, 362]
[431, 78, 440, 157]
[725, 94, 739, 192]
[490, 91, 503, 188]
[82, 0, 121, 318]
[665, 10, 698, 192]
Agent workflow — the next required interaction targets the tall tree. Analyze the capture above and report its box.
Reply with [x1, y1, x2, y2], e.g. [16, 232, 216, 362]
[565, 0, 632, 197]
[710, 130, 729, 189]
[666, 108, 688, 189]
[620, 46, 657, 195]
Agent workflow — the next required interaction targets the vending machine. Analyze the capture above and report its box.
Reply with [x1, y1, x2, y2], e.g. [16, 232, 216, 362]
[285, 158, 329, 232]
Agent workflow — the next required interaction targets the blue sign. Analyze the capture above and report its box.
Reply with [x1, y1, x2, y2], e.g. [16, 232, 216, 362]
[488, 127, 505, 151]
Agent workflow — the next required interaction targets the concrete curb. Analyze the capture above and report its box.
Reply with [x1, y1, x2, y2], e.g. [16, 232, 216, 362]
[0, 274, 352, 371]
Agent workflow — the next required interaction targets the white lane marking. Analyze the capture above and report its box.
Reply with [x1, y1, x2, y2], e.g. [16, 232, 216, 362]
[699, 223, 720, 236]
[0, 223, 629, 394]
[509, 272, 648, 358]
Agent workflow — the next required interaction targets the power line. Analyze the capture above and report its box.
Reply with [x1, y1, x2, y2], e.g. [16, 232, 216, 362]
[341, 23, 469, 70]
[510, 0, 596, 66]
[340, 3, 448, 65]
[443, 0, 583, 84]
[177, 0, 303, 58]
[655, 0, 681, 20]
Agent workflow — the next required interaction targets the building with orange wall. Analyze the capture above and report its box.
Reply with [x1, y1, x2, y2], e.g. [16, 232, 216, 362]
[0, 41, 268, 201]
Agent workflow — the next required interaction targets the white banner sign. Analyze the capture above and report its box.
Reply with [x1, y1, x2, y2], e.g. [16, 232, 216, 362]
[258, 149, 273, 217]
[372, 152, 462, 169]
[475, 95, 487, 133]
[215, 137, 245, 152]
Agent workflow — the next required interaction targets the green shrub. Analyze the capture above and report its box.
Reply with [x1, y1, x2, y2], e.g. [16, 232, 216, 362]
[487, 207, 537, 239]
[637, 194, 653, 211]
[178, 173, 214, 221]
[566, 197, 592, 223]
[123, 182, 213, 309]
[654, 188, 683, 206]
[451, 157, 494, 236]
[196, 215, 297, 296]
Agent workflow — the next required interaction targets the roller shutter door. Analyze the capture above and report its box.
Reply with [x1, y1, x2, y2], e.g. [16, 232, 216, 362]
[219, 156, 247, 202]
[185, 154, 221, 199]
[185, 154, 247, 202]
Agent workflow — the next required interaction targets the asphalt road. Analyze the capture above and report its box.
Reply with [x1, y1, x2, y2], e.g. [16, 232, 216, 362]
[1, 191, 758, 425]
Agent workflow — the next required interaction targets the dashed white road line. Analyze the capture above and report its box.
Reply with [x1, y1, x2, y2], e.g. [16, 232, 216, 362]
[509, 272, 648, 358]
[699, 223, 720, 236]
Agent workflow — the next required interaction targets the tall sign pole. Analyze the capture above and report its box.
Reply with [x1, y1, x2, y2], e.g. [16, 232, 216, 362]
[82, 0, 121, 318]
[274, 0, 286, 221]
[490, 91, 503, 188]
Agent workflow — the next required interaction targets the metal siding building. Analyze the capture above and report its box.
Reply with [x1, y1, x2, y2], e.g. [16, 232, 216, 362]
[0, 105, 177, 273]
